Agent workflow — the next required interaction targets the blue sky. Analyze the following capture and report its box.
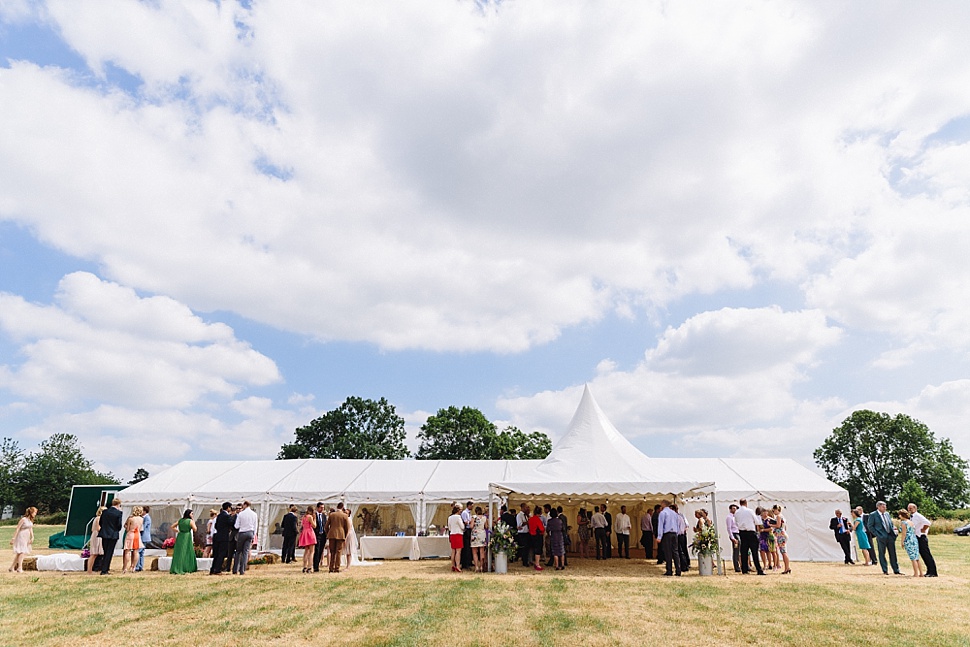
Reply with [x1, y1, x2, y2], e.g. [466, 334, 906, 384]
[3, 1, 970, 481]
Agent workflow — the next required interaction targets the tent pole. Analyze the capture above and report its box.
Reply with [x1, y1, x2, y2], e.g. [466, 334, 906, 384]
[708, 488, 723, 576]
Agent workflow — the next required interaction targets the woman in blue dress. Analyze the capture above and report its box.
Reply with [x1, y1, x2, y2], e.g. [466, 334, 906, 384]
[851, 509, 875, 566]
[897, 510, 923, 577]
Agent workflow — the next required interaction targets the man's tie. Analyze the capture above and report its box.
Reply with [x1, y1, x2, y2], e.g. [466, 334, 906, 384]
[883, 512, 891, 531]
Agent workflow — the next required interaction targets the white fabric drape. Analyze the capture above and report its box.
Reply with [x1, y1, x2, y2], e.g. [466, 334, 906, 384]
[408, 502, 422, 533]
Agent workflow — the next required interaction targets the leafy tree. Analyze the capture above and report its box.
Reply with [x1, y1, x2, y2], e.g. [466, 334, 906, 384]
[0, 438, 25, 515]
[813, 410, 970, 511]
[493, 426, 553, 460]
[278, 396, 409, 460]
[415, 407, 552, 460]
[15, 433, 119, 514]
[898, 478, 941, 518]
[129, 468, 150, 484]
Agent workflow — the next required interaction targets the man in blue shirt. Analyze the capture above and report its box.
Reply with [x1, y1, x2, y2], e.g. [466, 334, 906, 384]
[655, 500, 681, 576]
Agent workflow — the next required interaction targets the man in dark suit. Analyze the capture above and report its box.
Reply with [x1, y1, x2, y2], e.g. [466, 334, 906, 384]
[209, 502, 234, 575]
[281, 505, 299, 564]
[866, 500, 901, 575]
[829, 509, 854, 564]
[602, 504, 613, 559]
[312, 502, 328, 572]
[97, 498, 124, 575]
[500, 504, 517, 531]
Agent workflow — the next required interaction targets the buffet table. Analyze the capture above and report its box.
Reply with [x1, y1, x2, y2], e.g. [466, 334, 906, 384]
[359, 536, 452, 560]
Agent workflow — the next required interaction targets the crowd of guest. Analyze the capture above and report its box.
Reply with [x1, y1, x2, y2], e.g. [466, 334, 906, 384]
[724, 499, 789, 576]
[829, 502, 937, 577]
[7, 494, 945, 580]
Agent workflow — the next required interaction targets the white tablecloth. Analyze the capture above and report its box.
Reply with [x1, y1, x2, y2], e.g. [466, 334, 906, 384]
[36, 554, 86, 571]
[359, 536, 453, 560]
[157, 557, 213, 572]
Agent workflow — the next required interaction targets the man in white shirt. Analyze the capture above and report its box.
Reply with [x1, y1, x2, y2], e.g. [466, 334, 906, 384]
[907, 503, 938, 577]
[590, 506, 608, 560]
[725, 504, 741, 572]
[615, 505, 632, 559]
[734, 499, 765, 575]
[232, 500, 259, 575]
[655, 500, 680, 576]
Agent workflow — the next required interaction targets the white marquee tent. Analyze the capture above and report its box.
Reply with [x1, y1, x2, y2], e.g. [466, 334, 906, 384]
[119, 386, 849, 562]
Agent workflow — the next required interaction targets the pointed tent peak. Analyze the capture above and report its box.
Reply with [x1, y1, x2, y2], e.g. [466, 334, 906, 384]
[536, 384, 654, 479]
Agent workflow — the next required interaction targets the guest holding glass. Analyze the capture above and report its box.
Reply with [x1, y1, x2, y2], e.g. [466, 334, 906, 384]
[122, 506, 144, 574]
[298, 506, 317, 574]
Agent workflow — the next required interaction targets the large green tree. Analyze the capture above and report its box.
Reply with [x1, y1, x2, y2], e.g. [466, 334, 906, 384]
[415, 406, 552, 460]
[278, 396, 409, 460]
[813, 410, 970, 511]
[15, 433, 119, 514]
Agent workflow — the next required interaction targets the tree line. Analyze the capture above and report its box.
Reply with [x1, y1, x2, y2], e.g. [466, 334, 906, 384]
[278, 396, 552, 461]
[0, 433, 120, 516]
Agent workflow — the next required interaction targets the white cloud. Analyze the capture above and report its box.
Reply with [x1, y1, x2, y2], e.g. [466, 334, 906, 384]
[0, 273, 310, 470]
[0, 272, 280, 408]
[497, 307, 843, 453]
[850, 380, 970, 460]
[3, 2, 968, 353]
[18, 399, 308, 467]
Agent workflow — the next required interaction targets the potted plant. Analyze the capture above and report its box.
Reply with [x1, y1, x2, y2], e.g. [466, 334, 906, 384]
[162, 537, 176, 556]
[690, 525, 720, 576]
[488, 521, 518, 574]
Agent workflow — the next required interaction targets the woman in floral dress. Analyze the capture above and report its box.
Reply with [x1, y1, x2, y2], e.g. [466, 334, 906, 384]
[898, 510, 923, 577]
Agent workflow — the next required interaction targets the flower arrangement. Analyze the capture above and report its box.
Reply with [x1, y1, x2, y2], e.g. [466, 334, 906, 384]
[488, 521, 518, 559]
[81, 548, 90, 559]
[690, 525, 720, 556]
[161, 537, 176, 549]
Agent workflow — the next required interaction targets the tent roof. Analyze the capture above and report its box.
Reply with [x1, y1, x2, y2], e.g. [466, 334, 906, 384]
[491, 385, 707, 498]
[664, 458, 847, 502]
[121, 389, 843, 507]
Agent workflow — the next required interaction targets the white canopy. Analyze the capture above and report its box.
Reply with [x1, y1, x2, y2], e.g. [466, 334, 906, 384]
[120, 386, 849, 561]
[491, 385, 710, 499]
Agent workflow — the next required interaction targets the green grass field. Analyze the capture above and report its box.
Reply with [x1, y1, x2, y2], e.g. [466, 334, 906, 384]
[2, 528, 969, 646]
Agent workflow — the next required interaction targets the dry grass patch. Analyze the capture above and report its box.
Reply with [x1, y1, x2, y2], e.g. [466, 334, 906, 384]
[2, 534, 969, 646]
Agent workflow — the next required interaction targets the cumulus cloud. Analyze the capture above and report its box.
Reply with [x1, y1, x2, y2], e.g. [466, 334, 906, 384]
[0, 272, 312, 468]
[0, 272, 280, 408]
[2, 2, 968, 354]
[3, 2, 970, 471]
[497, 307, 843, 454]
[850, 380, 970, 460]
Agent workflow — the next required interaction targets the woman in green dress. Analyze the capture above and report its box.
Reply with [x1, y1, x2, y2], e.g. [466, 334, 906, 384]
[170, 510, 198, 575]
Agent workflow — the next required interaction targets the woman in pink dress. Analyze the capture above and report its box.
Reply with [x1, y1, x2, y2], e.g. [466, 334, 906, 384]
[8, 507, 37, 573]
[298, 506, 317, 573]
